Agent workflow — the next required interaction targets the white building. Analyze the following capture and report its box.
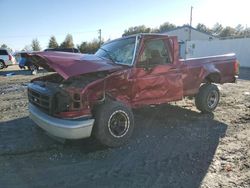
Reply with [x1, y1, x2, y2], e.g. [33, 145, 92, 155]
[163, 26, 217, 58]
[186, 38, 250, 67]
[163, 25, 249, 68]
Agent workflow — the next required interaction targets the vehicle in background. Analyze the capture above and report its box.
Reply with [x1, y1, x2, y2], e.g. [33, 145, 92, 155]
[0, 48, 16, 69]
[44, 48, 80, 53]
[14, 52, 39, 71]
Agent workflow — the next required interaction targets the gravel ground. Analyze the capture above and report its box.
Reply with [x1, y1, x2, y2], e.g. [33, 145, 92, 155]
[0, 66, 249, 188]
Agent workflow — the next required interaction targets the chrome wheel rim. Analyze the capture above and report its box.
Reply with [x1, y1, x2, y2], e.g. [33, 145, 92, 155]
[207, 90, 219, 108]
[108, 110, 130, 138]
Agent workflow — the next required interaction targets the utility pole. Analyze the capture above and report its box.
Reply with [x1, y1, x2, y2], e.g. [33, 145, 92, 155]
[98, 29, 102, 47]
[189, 6, 193, 41]
[186, 6, 193, 59]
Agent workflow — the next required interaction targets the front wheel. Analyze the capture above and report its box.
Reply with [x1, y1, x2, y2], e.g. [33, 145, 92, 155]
[0, 61, 5, 69]
[93, 101, 134, 147]
[28, 64, 39, 71]
[195, 83, 220, 113]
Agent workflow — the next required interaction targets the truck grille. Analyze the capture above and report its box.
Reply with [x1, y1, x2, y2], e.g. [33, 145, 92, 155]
[28, 88, 53, 114]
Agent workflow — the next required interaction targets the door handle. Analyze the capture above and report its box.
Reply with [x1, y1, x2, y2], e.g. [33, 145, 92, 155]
[169, 67, 177, 71]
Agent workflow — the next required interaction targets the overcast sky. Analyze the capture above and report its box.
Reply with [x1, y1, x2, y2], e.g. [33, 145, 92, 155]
[0, 0, 249, 50]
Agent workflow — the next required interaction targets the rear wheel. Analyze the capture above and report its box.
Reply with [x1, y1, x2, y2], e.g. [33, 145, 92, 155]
[195, 83, 220, 113]
[93, 101, 134, 147]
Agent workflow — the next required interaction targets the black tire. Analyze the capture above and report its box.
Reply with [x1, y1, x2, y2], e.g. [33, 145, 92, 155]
[19, 65, 25, 69]
[0, 61, 5, 69]
[28, 64, 39, 71]
[195, 83, 220, 113]
[93, 101, 134, 147]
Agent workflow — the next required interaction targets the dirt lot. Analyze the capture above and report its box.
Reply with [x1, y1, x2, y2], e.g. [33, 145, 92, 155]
[0, 66, 249, 188]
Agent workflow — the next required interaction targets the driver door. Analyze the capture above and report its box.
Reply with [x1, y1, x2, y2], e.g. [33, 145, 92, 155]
[131, 37, 183, 106]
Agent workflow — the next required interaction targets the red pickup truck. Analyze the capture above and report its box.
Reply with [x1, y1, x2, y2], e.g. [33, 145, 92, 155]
[28, 34, 239, 147]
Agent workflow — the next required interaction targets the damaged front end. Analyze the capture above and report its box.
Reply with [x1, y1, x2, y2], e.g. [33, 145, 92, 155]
[28, 72, 108, 119]
[27, 51, 122, 139]
[27, 51, 122, 119]
[28, 72, 109, 139]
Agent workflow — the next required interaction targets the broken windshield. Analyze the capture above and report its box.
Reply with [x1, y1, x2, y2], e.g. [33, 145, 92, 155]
[95, 36, 136, 66]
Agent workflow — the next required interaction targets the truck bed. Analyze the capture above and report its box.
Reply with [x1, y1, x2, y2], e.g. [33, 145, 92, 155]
[181, 53, 237, 96]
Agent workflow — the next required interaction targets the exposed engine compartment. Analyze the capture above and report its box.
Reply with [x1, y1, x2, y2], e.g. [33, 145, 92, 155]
[28, 72, 109, 117]
[32, 72, 108, 88]
[60, 71, 108, 88]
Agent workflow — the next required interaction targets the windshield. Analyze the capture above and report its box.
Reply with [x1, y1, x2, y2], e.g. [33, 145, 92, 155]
[95, 37, 136, 65]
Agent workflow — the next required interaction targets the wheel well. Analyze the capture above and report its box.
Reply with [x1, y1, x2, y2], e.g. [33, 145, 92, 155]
[205, 73, 221, 83]
[0, 59, 5, 64]
[91, 94, 115, 114]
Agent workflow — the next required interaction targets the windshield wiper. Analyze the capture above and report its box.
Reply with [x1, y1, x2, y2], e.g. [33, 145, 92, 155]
[99, 48, 116, 63]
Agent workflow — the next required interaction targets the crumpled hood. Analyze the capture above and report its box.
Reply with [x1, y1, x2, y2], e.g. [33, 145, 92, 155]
[30, 51, 123, 79]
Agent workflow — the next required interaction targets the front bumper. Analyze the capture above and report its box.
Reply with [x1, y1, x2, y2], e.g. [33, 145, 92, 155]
[29, 103, 94, 139]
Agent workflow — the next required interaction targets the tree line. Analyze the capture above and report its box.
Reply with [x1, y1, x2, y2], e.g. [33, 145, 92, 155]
[122, 22, 250, 38]
[27, 34, 102, 53]
[0, 34, 101, 53]
[2, 22, 250, 54]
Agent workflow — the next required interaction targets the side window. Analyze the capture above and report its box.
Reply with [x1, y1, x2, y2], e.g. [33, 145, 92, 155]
[138, 39, 170, 66]
[0, 50, 8, 55]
